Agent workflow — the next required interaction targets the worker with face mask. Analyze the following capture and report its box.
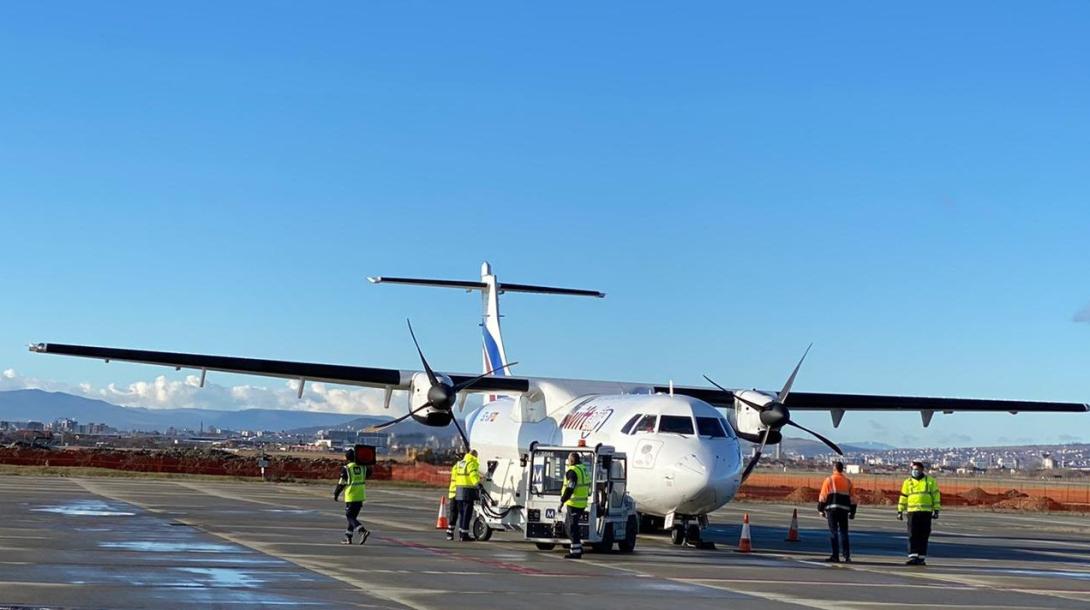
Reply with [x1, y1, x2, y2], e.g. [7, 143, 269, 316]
[897, 461, 941, 565]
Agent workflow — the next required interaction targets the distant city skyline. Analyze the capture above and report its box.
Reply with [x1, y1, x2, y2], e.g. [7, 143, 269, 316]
[2, 3, 1088, 447]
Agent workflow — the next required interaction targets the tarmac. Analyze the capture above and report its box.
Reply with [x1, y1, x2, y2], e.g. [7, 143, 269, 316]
[0, 474, 1088, 609]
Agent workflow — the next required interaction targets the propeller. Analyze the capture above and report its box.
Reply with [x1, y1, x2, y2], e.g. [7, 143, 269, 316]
[366, 320, 515, 452]
[704, 343, 842, 482]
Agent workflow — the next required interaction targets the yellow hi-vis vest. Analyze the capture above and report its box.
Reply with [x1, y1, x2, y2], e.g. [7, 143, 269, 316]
[448, 466, 458, 499]
[453, 455, 480, 488]
[343, 462, 367, 503]
[564, 463, 591, 509]
[898, 475, 940, 513]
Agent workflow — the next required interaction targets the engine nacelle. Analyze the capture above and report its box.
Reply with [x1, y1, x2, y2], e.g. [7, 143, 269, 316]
[732, 390, 783, 444]
[409, 372, 454, 427]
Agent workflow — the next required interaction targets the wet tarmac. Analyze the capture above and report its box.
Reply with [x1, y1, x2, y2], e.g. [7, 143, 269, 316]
[0, 474, 1087, 609]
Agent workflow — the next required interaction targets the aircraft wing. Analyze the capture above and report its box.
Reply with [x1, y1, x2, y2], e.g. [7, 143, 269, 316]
[655, 384, 1088, 413]
[28, 343, 530, 393]
[28, 343, 1087, 420]
[654, 383, 1087, 428]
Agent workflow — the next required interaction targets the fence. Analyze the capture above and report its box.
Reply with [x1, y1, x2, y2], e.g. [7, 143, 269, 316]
[743, 471, 1090, 512]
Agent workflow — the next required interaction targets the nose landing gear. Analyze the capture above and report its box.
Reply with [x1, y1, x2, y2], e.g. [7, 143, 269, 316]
[664, 514, 717, 550]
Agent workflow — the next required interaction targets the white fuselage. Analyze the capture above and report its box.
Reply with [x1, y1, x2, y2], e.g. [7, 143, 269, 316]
[466, 392, 743, 518]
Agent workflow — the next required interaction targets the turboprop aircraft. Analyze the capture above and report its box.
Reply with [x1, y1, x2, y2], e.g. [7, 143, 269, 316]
[29, 263, 1089, 547]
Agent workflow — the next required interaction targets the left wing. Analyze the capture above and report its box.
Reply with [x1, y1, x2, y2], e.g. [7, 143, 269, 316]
[654, 383, 1087, 428]
[654, 384, 1088, 413]
[28, 343, 530, 394]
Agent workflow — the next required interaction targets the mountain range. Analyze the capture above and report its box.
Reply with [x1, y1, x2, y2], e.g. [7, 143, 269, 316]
[0, 389, 370, 432]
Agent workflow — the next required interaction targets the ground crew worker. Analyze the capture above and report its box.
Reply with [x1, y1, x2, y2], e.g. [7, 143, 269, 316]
[818, 461, 857, 563]
[451, 449, 480, 541]
[445, 459, 459, 540]
[333, 448, 370, 545]
[558, 452, 590, 559]
[897, 461, 941, 565]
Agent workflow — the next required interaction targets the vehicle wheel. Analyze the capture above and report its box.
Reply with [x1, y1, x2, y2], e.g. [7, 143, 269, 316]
[592, 523, 615, 553]
[472, 516, 493, 542]
[618, 515, 637, 553]
[535, 542, 556, 551]
[670, 526, 685, 545]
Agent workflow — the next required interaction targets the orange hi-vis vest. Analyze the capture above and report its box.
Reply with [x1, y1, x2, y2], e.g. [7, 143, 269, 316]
[818, 472, 854, 511]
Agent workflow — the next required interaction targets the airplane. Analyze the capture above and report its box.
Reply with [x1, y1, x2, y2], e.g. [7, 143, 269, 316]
[29, 262, 1089, 547]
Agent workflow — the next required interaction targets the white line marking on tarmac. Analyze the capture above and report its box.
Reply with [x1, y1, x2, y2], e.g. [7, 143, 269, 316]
[685, 578, 972, 589]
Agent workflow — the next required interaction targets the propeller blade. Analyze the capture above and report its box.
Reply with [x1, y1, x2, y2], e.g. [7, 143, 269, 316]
[703, 375, 773, 411]
[451, 416, 471, 452]
[786, 420, 843, 455]
[365, 401, 435, 432]
[778, 343, 812, 404]
[702, 374, 732, 395]
[741, 425, 773, 482]
[451, 361, 519, 393]
[407, 319, 439, 387]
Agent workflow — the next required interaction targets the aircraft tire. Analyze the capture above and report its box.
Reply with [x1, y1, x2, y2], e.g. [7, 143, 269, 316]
[670, 526, 685, 545]
[535, 542, 556, 551]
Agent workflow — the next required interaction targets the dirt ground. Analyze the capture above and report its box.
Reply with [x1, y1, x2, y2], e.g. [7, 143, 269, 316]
[1, 447, 1086, 512]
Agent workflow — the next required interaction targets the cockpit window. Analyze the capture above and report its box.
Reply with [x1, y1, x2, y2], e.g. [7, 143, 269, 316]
[696, 417, 727, 438]
[620, 414, 641, 434]
[632, 415, 657, 433]
[658, 415, 694, 435]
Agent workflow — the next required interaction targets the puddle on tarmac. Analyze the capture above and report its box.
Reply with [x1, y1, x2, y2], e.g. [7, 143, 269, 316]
[998, 569, 1090, 581]
[100, 541, 242, 553]
[174, 567, 264, 587]
[32, 500, 135, 517]
[635, 580, 706, 593]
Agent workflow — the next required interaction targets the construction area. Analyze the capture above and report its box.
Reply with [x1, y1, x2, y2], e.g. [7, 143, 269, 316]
[3, 446, 1088, 511]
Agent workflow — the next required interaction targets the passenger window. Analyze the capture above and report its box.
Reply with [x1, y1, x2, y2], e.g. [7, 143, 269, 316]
[620, 414, 642, 435]
[696, 417, 727, 438]
[658, 415, 694, 435]
[633, 415, 657, 433]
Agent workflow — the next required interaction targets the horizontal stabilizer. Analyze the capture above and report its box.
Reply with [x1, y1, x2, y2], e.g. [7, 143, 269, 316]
[368, 276, 604, 298]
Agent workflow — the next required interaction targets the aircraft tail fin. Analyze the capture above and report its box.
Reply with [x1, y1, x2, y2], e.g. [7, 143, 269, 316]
[369, 263, 604, 377]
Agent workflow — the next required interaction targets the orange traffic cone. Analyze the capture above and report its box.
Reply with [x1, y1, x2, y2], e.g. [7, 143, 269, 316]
[737, 512, 752, 553]
[785, 508, 799, 542]
[436, 496, 449, 530]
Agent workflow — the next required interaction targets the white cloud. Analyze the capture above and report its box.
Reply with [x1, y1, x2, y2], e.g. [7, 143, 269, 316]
[0, 368, 394, 415]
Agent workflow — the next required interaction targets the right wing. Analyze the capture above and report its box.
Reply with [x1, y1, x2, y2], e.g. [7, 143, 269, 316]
[28, 343, 530, 393]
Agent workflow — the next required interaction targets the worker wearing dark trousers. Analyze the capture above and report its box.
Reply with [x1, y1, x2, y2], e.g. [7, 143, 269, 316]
[818, 461, 857, 563]
[333, 448, 370, 545]
[452, 449, 480, 541]
[558, 452, 590, 559]
[445, 462, 458, 541]
[898, 461, 941, 565]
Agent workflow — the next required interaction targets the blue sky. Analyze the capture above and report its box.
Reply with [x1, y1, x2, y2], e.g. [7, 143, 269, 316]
[1, 2, 1088, 446]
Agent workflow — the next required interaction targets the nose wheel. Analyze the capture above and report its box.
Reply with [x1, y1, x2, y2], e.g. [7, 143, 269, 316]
[669, 520, 716, 549]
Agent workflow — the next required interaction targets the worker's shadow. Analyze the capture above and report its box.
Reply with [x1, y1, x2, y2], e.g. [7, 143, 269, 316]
[704, 524, 1090, 565]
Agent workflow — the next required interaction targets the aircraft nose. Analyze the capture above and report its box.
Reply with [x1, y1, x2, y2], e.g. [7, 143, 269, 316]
[669, 445, 740, 514]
